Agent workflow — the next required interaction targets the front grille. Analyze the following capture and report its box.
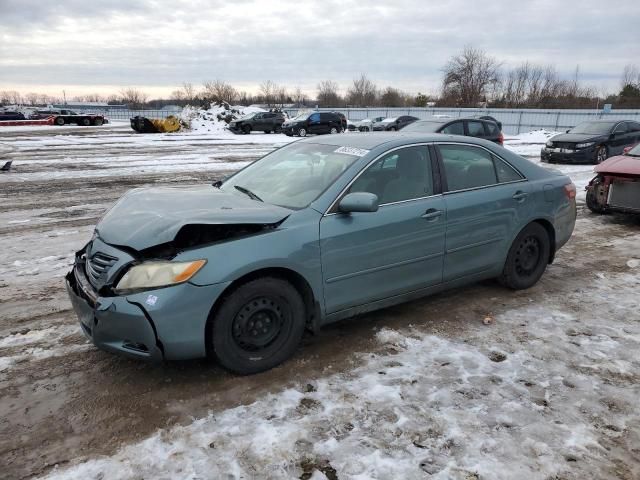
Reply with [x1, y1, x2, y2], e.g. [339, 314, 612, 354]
[550, 142, 575, 149]
[85, 252, 118, 285]
[609, 181, 640, 211]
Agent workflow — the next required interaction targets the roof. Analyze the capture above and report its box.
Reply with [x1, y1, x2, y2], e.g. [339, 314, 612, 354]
[297, 132, 487, 149]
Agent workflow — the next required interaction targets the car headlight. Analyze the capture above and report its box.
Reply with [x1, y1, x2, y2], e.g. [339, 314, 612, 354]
[575, 142, 595, 149]
[545, 140, 553, 147]
[115, 260, 207, 292]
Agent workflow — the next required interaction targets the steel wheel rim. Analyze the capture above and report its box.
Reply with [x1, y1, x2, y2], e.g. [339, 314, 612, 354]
[232, 296, 286, 352]
[514, 235, 541, 276]
[330, 127, 337, 134]
[299, 128, 306, 136]
[597, 148, 606, 163]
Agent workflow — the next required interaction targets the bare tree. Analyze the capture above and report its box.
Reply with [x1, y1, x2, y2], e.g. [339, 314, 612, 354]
[379, 87, 406, 107]
[442, 46, 501, 106]
[202, 80, 237, 104]
[347, 74, 377, 106]
[259, 80, 278, 107]
[119, 88, 148, 108]
[171, 82, 199, 103]
[316, 80, 342, 107]
[25, 92, 41, 105]
[274, 85, 289, 107]
[621, 64, 640, 88]
[291, 87, 307, 106]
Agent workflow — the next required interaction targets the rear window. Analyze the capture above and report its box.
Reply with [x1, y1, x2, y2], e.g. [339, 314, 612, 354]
[467, 121, 486, 137]
[485, 122, 499, 135]
[441, 122, 464, 135]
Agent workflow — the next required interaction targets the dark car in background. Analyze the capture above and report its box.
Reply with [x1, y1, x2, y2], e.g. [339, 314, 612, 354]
[0, 111, 26, 121]
[282, 112, 344, 137]
[228, 111, 285, 134]
[541, 120, 640, 164]
[331, 112, 347, 132]
[402, 117, 504, 145]
[373, 116, 419, 131]
[586, 142, 640, 214]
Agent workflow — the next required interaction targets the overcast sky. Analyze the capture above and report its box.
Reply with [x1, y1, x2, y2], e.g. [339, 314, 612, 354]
[0, 0, 638, 99]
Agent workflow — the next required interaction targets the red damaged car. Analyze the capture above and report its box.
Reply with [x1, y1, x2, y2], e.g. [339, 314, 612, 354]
[586, 143, 640, 214]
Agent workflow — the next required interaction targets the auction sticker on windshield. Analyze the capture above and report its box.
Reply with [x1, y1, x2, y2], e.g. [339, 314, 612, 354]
[334, 146, 370, 157]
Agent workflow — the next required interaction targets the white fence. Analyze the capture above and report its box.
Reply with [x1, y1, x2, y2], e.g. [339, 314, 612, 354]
[282, 107, 640, 135]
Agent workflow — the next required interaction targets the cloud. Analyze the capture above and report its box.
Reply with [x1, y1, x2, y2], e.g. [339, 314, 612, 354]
[0, 0, 637, 96]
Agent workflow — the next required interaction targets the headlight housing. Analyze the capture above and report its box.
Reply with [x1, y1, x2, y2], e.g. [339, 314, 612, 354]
[115, 260, 207, 293]
[545, 140, 553, 147]
[576, 142, 595, 149]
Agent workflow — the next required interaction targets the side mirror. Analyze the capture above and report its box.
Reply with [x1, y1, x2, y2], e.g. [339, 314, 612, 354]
[338, 192, 379, 213]
[623, 145, 633, 154]
[566, 129, 571, 133]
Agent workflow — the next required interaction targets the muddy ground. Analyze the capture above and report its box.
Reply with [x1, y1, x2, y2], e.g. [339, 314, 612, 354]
[0, 127, 639, 479]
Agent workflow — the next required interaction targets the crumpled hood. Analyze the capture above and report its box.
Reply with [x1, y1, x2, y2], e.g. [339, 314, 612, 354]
[549, 133, 605, 144]
[96, 186, 291, 251]
[595, 155, 640, 175]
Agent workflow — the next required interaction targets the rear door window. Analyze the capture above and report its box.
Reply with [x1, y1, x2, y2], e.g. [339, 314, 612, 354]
[439, 145, 497, 191]
[466, 121, 486, 137]
[441, 122, 464, 135]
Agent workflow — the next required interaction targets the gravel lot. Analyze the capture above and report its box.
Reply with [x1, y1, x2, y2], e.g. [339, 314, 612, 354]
[0, 126, 638, 480]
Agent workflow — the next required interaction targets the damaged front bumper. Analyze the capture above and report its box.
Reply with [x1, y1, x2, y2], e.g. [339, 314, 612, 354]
[65, 247, 231, 362]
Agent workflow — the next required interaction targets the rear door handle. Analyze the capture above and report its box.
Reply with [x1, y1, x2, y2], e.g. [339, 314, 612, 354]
[421, 209, 443, 221]
[512, 191, 528, 202]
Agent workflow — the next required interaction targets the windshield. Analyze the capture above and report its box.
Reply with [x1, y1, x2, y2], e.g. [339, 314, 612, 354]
[568, 122, 616, 135]
[291, 113, 310, 122]
[401, 120, 443, 133]
[381, 117, 397, 123]
[238, 112, 258, 120]
[627, 144, 640, 157]
[220, 142, 363, 209]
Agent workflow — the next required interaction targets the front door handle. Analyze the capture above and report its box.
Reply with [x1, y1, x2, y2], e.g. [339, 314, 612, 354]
[512, 191, 528, 202]
[421, 209, 443, 221]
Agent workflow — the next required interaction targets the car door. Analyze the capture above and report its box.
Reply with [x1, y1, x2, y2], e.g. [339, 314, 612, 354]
[436, 143, 531, 282]
[320, 145, 445, 314]
[308, 113, 322, 134]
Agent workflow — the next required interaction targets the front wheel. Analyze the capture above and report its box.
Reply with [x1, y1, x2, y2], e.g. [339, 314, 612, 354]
[243, 125, 251, 134]
[55, 117, 65, 126]
[586, 176, 608, 214]
[595, 145, 607, 164]
[209, 277, 306, 375]
[330, 127, 338, 134]
[499, 223, 550, 290]
[388, 126, 397, 131]
[81, 118, 91, 126]
[298, 127, 307, 137]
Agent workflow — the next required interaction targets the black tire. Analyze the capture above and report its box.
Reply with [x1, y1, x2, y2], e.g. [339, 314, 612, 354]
[81, 118, 91, 126]
[388, 126, 397, 131]
[499, 223, 551, 290]
[209, 277, 306, 375]
[298, 127, 307, 137]
[264, 130, 271, 134]
[242, 124, 251, 134]
[93, 118, 103, 126]
[595, 145, 607, 164]
[330, 127, 338, 134]
[55, 117, 65, 126]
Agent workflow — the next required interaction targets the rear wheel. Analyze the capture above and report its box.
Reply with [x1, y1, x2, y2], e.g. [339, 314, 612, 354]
[55, 117, 65, 126]
[330, 127, 338, 134]
[209, 277, 306, 374]
[595, 145, 607, 164]
[389, 126, 397, 131]
[81, 118, 91, 126]
[499, 223, 550, 290]
[298, 127, 307, 137]
[264, 130, 272, 134]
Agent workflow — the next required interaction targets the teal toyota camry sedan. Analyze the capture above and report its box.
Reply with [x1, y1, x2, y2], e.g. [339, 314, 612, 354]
[66, 133, 576, 374]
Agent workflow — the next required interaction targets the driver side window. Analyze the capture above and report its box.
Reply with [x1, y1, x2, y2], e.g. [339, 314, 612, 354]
[348, 146, 433, 205]
[613, 123, 628, 134]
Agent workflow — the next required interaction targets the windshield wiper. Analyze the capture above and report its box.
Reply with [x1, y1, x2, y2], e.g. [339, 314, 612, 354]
[234, 185, 263, 202]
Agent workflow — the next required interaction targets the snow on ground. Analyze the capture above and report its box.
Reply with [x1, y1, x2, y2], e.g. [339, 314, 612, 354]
[504, 129, 595, 202]
[42, 264, 640, 480]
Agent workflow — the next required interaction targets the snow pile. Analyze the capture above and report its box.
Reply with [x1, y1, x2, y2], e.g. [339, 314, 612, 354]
[42, 267, 640, 480]
[179, 102, 267, 134]
[504, 129, 560, 157]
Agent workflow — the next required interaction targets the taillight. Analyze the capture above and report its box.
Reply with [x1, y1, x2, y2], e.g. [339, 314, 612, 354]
[564, 183, 576, 200]
[498, 132, 504, 145]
